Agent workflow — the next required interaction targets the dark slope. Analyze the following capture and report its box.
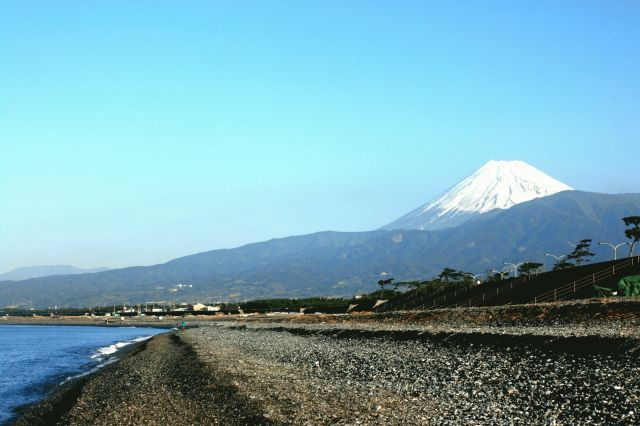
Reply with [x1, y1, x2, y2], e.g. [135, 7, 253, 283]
[1, 191, 639, 308]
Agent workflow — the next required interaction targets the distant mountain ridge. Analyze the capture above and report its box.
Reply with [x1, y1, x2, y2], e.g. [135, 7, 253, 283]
[1, 191, 638, 308]
[381, 160, 573, 231]
[0, 265, 110, 282]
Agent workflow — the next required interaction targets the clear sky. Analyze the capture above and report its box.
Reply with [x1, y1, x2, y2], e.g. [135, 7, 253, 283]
[1, 1, 639, 272]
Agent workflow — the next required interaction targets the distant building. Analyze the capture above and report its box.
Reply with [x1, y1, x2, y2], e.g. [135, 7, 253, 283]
[193, 303, 220, 312]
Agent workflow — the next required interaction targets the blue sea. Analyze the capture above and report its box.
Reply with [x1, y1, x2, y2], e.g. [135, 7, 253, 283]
[0, 325, 166, 424]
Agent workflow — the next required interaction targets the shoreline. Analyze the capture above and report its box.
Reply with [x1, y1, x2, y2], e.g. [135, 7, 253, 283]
[10, 329, 172, 425]
[12, 331, 270, 426]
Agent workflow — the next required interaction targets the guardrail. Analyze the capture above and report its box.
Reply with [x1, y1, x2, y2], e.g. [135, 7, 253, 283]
[373, 282, 469, 312]
[439, 275, 530, 309]
[530, 255, 640, 303]
[377, 275, 527, 312]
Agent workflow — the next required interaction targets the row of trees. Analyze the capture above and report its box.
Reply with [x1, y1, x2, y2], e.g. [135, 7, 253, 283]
[377, 267, 486, 296]
[375, 216, 640, 297]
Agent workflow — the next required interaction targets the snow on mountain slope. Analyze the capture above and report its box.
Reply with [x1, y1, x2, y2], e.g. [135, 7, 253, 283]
[381, 160, 574, 231]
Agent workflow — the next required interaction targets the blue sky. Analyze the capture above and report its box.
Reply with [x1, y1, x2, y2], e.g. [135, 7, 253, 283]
[1, 1, 638, 271]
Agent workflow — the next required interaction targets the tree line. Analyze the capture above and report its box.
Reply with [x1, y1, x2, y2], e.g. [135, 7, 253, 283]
[376, 215, 640, 296]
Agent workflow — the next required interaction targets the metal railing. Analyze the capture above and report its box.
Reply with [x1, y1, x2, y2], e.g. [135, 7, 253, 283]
[377, 275, 528, 312]
[530, 255, 639, 303]
[440, 276, 529, 309]
[374, 282, 470, 312]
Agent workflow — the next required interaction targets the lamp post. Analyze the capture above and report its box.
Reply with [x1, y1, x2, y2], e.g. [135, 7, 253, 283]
[490, 269, 509, 280]
[598, 242, 630, 261]
[465, 273, 484, 285]
[545, 253, 566, 269]
[504, 262, 523, 278]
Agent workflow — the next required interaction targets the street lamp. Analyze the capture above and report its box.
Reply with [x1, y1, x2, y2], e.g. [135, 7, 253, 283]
[598, 242, 630, 260]
[490, 269, 509, 280]
[545, 253, 566, 269]
[465, 273, 484, 285]
[504, 262, 524, 278]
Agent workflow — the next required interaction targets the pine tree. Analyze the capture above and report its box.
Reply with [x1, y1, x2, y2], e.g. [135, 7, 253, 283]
[567, 239, 595, 266]
[623, 216, 640, 257]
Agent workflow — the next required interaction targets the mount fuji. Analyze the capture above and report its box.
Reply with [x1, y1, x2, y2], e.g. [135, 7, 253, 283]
[381, 160, 574, 231]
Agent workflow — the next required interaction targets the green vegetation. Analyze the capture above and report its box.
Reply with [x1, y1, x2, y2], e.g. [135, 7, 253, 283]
[618, 275, 640, 297]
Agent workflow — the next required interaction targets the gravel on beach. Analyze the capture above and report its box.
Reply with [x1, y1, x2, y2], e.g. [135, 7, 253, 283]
[182, 320, 640, 425]
[14, 300, 640, 425]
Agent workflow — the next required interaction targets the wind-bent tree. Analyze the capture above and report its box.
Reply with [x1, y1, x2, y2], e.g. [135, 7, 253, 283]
[518, 262, 543, 277]
[623, 216, 640, 257]
[567, 239, 595, 266]
[377, 278, 394, 292]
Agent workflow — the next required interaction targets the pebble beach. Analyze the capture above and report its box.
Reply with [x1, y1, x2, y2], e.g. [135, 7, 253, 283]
[13, 299, 640, 425]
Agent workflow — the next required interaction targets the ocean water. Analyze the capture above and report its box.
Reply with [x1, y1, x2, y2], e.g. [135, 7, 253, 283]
[0, 324, 166, 424]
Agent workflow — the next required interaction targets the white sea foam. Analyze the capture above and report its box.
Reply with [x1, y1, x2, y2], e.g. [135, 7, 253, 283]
[89, 335, 154, 360]
[61, 335, 156, 384]
[59, 357, 118, 385]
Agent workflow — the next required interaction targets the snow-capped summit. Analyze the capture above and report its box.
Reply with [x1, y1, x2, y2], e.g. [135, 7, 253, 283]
[381, 160, 574, 231]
